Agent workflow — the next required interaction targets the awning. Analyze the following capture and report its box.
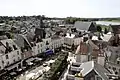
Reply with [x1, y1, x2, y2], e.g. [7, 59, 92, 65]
[10, 72, 17, 75]
[34, 57, 42, 61]
[6, 62, 21, 70]
[26, 58, 35, 63]
[28, 62, 33, 65]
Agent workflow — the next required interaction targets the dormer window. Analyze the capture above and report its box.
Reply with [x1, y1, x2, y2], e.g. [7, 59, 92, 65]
[2, 61, 4, 64]
[13, 59, 16, 62]
[116, 51, 118, 53]
[7, 61, 9, 65]
[46, 41, 49, 45]
[13, 45, 17, 50]
[6, 55, 9, 59]
[112, 67, 116, 71]
[117, 61, 119, 64]
[5, 42, 13, 53]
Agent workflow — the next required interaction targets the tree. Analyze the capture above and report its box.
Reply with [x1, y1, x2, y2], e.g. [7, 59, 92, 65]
[104, 28, 108, 34]
[97, 25, 102, 32]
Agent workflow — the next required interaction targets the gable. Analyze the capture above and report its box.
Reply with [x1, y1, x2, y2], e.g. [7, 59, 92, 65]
[88, 22, 97, 32]
[74, 21, 91, 31]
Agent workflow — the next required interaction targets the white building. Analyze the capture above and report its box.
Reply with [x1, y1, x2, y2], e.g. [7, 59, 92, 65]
[0, 55, 4, 70]
[31, 37, 53, 56]
[64, 33, 82, 49]
[51, 36, 64, 49]
[0, 39, 22, 70]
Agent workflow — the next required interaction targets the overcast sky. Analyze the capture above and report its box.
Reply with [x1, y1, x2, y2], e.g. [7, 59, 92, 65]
[0, 0, 120, 18]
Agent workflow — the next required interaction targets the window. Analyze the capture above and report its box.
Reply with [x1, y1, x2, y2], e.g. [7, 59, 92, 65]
[116, 51, 118, 53]
[6, 55, 9, 59]
[38, 45, 39, 48]
[115, 71, 118, 75]
[13, 59, 16, 62]
[119, 69, 120, 73]
[117, 61, 119, 64]
[108, 66, 111, 69]
[41, 44, 42, 47]
[38, 50, 40, 53]
[46, 41, 49, 45]
[17, 51, 19, 55]
[92, 56, 96, 59]
[13, 45, 17, 50]
[18, 57, 20, 60]
[2, 61, 4, 64]
[7, 61, 9, 65]
[112, 67, 116, 71]
[96, 76, 102, 80]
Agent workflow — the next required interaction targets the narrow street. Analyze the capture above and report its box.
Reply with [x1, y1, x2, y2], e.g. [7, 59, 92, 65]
[16, 52, 60, 80]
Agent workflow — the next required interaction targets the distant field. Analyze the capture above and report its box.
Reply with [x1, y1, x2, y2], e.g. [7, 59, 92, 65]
[101, 25, 109, 30]
[104, 20, 120, 22]
[110, 20, 120, 22]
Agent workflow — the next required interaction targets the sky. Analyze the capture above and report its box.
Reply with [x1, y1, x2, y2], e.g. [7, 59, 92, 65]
[0, 0, 120, 18]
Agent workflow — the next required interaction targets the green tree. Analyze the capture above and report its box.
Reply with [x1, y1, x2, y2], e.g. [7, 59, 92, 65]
[97, 25, 102, 32]
[104, 28, 108, 34]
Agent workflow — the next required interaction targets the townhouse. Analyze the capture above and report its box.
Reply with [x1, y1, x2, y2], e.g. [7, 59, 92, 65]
[63, 33, 82, 49]
[51, 35, 64, 50]
[0, 39, 22, 71]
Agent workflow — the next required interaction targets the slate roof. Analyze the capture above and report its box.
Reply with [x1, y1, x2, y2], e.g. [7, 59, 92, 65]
[0, 39, 19, 55]
[51, 34, 61, 40]
[94, 62, 110, 80]
[111, 25, 120, 34]
[107, 46, 120, 63]
[74, 21, 92, 31]
[80, 61, 110, 80]
[14, 34, 25, 48]
[80, 61, 94, 76]
[88, 39, 99, 49]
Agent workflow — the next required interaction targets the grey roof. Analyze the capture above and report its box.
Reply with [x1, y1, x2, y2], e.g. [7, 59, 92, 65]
[80, 61, 93, 76]
[80, 61, 109, 80]
[0, 39, 19, 55]
[26, 32, 35, 43]
[94, 62, 110, 80]
[111, 25, 120, 34]
[51, 35, 61, 40]
[74, 21, 92, 31]
[107, 46, 120, 63]
[88, 39, 99, 49]
[14, 34, 25, 48]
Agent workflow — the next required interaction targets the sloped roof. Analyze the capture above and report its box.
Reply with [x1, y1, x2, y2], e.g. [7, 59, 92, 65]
[14, 34, 25, 48]
[94, 62, 110, 80]
[1, 39, 19, 48]
[80, 61, 109, 80]
[88, 39, 99, 49]
[107, 46, 120, 63]
[0, 39, 19, 55]
[101, 34, 112, 42]
[80, 61, 94, 76]
[111, 25, 120, 34]
[74, 21, 92, 31]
